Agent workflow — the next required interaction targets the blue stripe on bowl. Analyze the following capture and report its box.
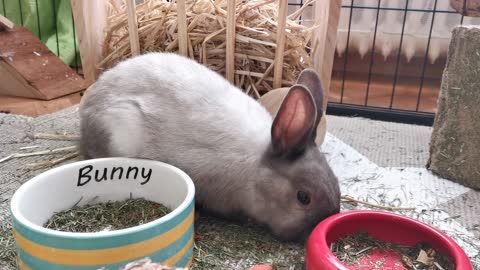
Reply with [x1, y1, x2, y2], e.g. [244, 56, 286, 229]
[175, 243, 194, 267]
[12, 201, 193, 250]
[146, 225, 193, 265]
[17, 224, 194, 270]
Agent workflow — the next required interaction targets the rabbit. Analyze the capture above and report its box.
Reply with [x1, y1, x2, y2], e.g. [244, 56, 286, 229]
[258, 87, 327, 146]
[79, 52, 340, 241]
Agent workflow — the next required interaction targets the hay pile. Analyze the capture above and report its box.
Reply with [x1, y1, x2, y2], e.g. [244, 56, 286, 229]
[100, 0, 318, 97]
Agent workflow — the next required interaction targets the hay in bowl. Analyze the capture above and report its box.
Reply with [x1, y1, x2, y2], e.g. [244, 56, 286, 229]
[329, 230, 455, 269]
[99, 0, 318, 96]
[10, 158, 195, 270]
[44, 198, 172, 233]
[306, 210, 474, 270]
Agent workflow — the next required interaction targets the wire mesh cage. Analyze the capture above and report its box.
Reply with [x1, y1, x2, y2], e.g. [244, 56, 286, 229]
[289, 0, 480, 125]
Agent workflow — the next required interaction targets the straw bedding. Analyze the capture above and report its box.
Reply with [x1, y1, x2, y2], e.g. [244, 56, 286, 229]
[99, 0, 318, 97]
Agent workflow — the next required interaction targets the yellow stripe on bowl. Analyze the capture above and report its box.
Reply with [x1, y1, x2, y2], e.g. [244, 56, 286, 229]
[14, 210, 194, 266]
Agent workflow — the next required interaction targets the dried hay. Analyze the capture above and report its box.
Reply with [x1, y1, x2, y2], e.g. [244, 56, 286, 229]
[99, 0, 318, 97]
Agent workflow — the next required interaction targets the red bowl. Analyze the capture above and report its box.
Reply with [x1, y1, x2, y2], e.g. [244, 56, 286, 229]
[306, 210, 473, 270]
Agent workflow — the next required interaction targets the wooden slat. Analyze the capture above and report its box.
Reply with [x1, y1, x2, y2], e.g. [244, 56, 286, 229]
[177, 0, 188, 56]
[0, 92, 82, 117]
[71, 0, 107, 85]
[226, 0, 236, 83]
[0, 15, 14, 31]
[313, 0, 342, 110]
[273, 0, 288, 89]
[0, 61, 44, 99]
[126, 0, 141, 56]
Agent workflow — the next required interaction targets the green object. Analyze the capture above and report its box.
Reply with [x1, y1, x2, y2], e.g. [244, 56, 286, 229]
[0, 0, 81, 67]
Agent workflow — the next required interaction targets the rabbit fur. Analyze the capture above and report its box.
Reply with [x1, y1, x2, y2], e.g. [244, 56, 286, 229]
[79, 52, 340, 241]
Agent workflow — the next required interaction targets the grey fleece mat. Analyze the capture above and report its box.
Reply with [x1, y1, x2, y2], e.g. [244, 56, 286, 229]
[0, 107, 479, 269]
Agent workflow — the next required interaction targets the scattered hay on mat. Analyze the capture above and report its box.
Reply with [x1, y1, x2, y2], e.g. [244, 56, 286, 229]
[191, 214, 305, 269]
[100, 0, 319, 97]
[0, 223, 17, 269]
[116, 258, 188, 270]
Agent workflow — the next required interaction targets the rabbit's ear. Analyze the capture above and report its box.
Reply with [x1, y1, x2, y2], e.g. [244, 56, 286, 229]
[271, 85, 317, 157]
[296, 68, 324, 115]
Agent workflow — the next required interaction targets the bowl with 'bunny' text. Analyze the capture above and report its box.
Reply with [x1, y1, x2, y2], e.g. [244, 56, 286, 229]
[10, 157, 195, 270]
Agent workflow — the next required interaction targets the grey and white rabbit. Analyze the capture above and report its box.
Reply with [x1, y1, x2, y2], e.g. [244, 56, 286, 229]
[79, 52, 340, 241]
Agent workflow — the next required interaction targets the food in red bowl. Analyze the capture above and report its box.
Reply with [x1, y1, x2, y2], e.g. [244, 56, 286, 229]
[306, 210, 473, 270]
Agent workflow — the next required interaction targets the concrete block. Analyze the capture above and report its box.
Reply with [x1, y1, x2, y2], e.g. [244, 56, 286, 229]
[428, 25, 480, 190]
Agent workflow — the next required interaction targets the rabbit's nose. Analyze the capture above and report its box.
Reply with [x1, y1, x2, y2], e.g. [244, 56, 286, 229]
[322, 197, 340, 220]
[331, 204, 340, 215]
[331, 195, 341, 214]
[325, 190, 340, 214]
[323, 204, 339, 220]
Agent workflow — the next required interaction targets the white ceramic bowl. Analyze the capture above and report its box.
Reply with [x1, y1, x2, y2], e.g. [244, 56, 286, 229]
[10, 157, 195, 270]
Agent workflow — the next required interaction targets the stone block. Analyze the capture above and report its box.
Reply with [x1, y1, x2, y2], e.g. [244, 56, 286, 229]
[428, 25, 480, 190]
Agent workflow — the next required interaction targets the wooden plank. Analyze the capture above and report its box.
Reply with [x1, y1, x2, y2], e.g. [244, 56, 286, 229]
[126, 0, 141, 56]
[273, 0, 288, 89]
[226, 0, 236, 83]
[0, 91, 82, 117]
[225, 0, 236, 83]
[71, 0, 107, 85]
[332, 51, 445, 80]
[177, 0, 188, 56]
[0, 27, 87, 100]
[0, 15, 14, 31]
[329, 72, 440, 113]
[313, 0, 342, 110]
[0, 61, 45, 99]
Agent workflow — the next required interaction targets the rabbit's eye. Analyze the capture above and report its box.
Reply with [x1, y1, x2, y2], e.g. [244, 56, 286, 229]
[297, 191, 310, 205]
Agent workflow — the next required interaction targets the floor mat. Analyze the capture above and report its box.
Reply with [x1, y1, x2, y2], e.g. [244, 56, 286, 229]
[0, 108, 479, 269]
[323, 132, 479, 265]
